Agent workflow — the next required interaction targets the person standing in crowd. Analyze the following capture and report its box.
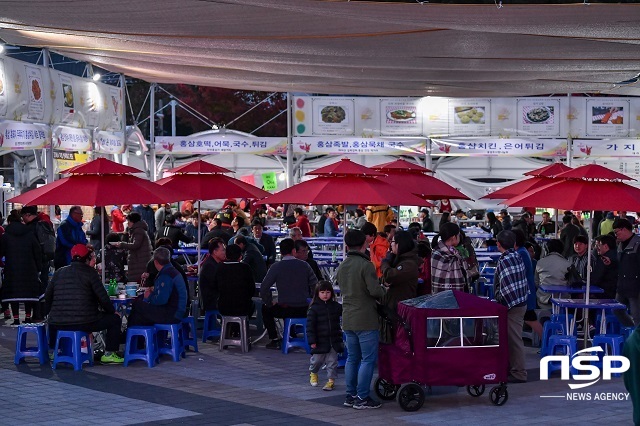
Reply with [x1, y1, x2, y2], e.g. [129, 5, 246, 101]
[252, 221, 276, 268]
[86, 206, 109, 249]
[438, 199, 453, 213]
[289, 207, 312, 237]
[572, 216, 588, 238]
[591, 211, 604, 238]
[294, 239, 323, 281]
[216, 200, 237, 229]
[494, 230, 529, 383]
[45, 244, 123, 364]
[324, 208, 339, 237]
[307, 281, 343, 392]
[482, 211, 503, 238]
[353, 209, 367, 230]
[560, 214, 581, 258]
[199, 238, 227, 311]
[260, 238, 318, 350]
[115, 212, 153, 283]
[103, 233, 128, 283]
[337, 230, 386, 409]
[512, 213, 535, 242]
[599, 212, 616, 236]
[379, 230, 419, 344]
[111, 205, 126, 233]
[592, 234, 619, 300]
[431, 222, 467, 294]
[128, 247, 187, 326]
[154, 203, 172, 238]
[499, 209, 512, 231]
[134, 204, 157, 245]
[0, 212, 43, 324]
[361, 222, 387, 278]
[181, 200, 195, 216]
[54, 206, 88, 269]
[623, 326, 640, 426]
[159, 213, 193, 249]
[513, 230, 543, 341]
[537, 211, 555, 236]
[612, 219, 640, 327]
[365, 205, 394, 235]
[419, 208, 434, 233]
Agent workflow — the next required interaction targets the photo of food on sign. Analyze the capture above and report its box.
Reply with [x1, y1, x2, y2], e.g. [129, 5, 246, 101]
[454, 106, 485, 124]
[63, 84, 74, 108]
[592, 106, 624, 125]
[387, 108, 416, 122]
[320, 105, 346, 123]
[523, 106, 553, 124]
[31, 79, 41, 101]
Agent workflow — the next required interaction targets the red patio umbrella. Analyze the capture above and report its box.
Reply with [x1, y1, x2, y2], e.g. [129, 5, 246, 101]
[372, 159, 470, 201]
[523, 162, 572, 177]
[483, 163, 572, 200]
[61, 157, 143, 175]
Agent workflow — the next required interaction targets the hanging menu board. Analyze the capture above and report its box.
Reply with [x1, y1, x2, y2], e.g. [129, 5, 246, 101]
[311, 97, 355, 135]
[585, 98, 630, 138]
[380, 98, 422, 136]
[516, 98, 561, 137]
[448, 98, 491, 136]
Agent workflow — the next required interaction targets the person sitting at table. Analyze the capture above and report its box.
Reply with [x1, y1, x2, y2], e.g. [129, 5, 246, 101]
[128, 247, 187, 326]
[102, 233, 128, 283]
[198, 238, 227, 310]
[115, 212, 153, 283]
[234, 235, 267, 283]
[201, 218, 232, 248]
[560, 215, 581, 258]
[158, 213, 193, 249]
[212, 244, 255, 320]
[481, 211, 503, 238]
[294, 239, 323, 281]
[252, 221, 277, 268]
[592, 234, 619, 300]
[324, 208, 339, 237]
[534, 239, 571, 310]
[569, 235, 594, 283]
[260, 238, 318, 350]
[536, 211, 555, 236]
[288, 207, 312, 237]
[45, 244, 123, 364]
[141, 238, 188, 292]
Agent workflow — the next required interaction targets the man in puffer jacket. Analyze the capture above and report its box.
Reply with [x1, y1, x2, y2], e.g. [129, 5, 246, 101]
[54, 205, 88, 269]
[46, 244, 123, 364]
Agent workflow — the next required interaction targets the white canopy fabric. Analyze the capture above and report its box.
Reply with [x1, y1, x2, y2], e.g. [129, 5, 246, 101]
[0, 1, 639, 97]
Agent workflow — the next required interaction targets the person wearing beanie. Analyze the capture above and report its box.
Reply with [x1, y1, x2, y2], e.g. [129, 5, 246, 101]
[379, 230, 419, 344]
[46, 244, 123, 364]
[431, 222, 468, 294]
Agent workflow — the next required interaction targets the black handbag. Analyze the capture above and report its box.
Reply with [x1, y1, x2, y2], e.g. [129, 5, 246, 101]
[565, 264, 585, 288]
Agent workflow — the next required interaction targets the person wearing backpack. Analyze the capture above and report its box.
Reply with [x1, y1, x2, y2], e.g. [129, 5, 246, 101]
[20, 205, 54, 321]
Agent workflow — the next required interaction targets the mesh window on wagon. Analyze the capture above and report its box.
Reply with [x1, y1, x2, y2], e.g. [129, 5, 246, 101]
[426, 316, 499, 348]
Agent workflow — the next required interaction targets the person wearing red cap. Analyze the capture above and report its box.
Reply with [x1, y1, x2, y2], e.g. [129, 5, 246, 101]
[46, 243, 124, 364]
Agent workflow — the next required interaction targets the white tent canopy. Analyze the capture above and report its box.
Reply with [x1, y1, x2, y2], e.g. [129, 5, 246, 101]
[1, 1, 639, 97]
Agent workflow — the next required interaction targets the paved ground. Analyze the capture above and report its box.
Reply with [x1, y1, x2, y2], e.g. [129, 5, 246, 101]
[0, 319, 633, 425]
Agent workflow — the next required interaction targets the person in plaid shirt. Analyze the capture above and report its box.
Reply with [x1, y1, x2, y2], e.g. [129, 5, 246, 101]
[494, 230, 529, 383]
[431, 222, 468, 294]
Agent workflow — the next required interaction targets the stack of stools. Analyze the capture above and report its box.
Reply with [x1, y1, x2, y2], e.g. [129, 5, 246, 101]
[595, 313, 621, 335]
[52, 330, 94, 371]
[14, 324, 49, 365]
[591, 334, 625, 376]
[155, 323, 185, 361]
[181, 316, 199, 352]
[545, 335, 578, 376]
[219, 316, 250, 353]
[124, 326, 159, 368]
[282, 318, 311, 354]
[540, 321, 567, 357]
[202, 310, 222, 342]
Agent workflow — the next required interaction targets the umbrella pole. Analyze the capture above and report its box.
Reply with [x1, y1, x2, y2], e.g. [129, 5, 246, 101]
[101, 207, 106, 285]
[197, 200, 202, 277]
[555, 209, 559, 235]
[584, 210, 593, 349]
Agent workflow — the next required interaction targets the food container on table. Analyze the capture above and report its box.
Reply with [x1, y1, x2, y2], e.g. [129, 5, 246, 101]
[125, 283, 138, 297]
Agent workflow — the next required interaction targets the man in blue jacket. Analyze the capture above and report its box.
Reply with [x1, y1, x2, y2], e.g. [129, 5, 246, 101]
[54, 205, 88, 269]
[128, 247, 187, 326]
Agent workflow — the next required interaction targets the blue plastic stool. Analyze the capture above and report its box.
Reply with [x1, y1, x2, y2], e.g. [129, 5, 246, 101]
[124, 326, 158, 368]
[337, 331, 347, 368]
[202, 310, 222, 342]
[181, 316, 199, 352]
[546, 335, 578, 376]
[155, 323, 185, 361]
[15, 324, 49, 365]
[596, 314, 621, 335]
[592, 334, 625, 377]
[540, 321, 566, 357]
[282, 318, 311, 354]
[52, 330, 94, 371]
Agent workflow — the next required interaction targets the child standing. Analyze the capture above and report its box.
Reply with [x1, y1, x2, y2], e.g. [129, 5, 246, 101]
[306, 281, 344, 391]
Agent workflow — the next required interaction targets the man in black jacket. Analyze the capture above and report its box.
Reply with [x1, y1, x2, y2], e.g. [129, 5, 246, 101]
[235, 235, 267, 283]
[212, 244, 255, 318]
[252, 221, 276, 268]
[45, 244, 123, 364]
[613, 219, 640, 327]
[199, 238, 227, 311]
[592, 234, 618, 299]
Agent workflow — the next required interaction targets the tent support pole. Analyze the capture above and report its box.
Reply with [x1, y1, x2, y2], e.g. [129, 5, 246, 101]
[286, 92, 293, 188]
[425, 138, 432, 171]
[43, 48, 55, 220]
[150, 83, 157, 181]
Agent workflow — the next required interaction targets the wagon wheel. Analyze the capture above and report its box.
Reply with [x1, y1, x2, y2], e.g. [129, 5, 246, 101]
[375, 378, 399, 401]
[398, 383, 425, 412]
[467, 384, 485, 397]
[489, 385, 509, 406]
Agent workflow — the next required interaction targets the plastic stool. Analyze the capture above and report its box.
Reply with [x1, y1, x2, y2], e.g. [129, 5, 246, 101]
[337, 331, 347, 368]
[155, 323, 185, 361]
[124, 326, 158, 368]
[219, 316, 250, 353]
[181, 316, 199, 352]
[522, 323, 540, 347]
[540, 321, 566, 357]
[546, 335, 578, 376]
[202, 310, 222, 342]
[282, 318, 311, 354]
[15, 324, 49, 365]
[52, 331, 94, 371]
[596, 314, 621, 335]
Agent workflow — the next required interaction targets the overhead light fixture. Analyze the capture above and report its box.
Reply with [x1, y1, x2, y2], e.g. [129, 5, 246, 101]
[135, 150, 142, 156]
[0, 45, 4, 54]
[278, 173, 286, 182]
[92, 73, 101, 81]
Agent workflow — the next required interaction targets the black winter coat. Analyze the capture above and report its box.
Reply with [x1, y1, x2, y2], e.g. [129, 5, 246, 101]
[159, 224, 193, 249]
[45, 261, 115, 325]
[0, 221, 43, 302]
[306, 299, 344, 354]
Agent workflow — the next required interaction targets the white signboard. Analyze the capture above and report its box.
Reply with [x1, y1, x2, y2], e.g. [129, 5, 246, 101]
[0, 120, 48, 150]
[516, 98, 561, 137]
[155, 134, 287, 155]
[311, 97, 355, 135]
[380, 98, 423, 136]
[431, 138, 566, 157]
[94, 130, 125, 154]
[585, 98, 630, 138]
[52, 126, 92, 152]
[292, 137, 425, 155]
[448, 99, 491, 136]
[25, 65, 45, 121]
[0, 59, 7, 118]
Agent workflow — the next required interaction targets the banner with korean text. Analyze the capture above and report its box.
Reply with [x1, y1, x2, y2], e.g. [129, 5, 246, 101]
[292, 137, 425, 155]
[0, 120, 48, 150]
[431, 138, 567, 157]
[155, 134, 287, 155]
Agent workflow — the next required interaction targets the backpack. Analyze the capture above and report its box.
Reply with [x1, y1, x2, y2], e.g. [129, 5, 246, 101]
[35, 221, 56, 260]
